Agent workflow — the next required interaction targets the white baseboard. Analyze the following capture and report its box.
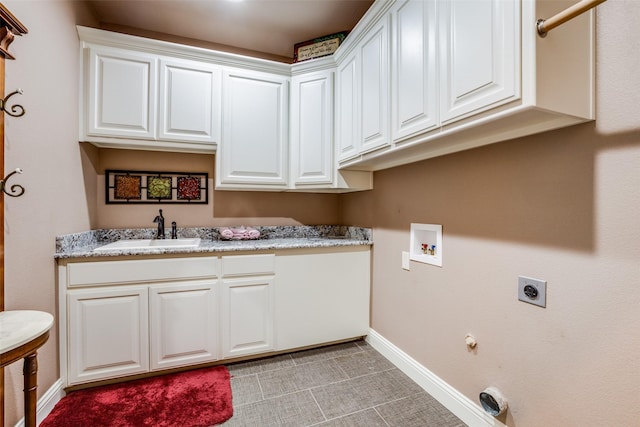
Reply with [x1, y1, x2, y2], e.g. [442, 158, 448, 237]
[13, 378, 65, 427]
[366, 329, 507, 427]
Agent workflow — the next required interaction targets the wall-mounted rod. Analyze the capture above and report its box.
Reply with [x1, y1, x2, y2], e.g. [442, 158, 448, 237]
[537, 0, 606, 37]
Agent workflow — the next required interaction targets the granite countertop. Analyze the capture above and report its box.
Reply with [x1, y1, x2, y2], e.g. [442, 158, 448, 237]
[55, 226, 372, 259]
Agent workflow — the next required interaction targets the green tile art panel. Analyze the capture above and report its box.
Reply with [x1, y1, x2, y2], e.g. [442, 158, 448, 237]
[106, 170, 208, 204]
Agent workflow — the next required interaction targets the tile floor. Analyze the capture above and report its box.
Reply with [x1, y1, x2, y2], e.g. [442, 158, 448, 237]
[221, 340, 466, 426]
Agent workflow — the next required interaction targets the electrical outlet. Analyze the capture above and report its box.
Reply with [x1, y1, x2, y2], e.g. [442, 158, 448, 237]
[518, 276, 546, 307]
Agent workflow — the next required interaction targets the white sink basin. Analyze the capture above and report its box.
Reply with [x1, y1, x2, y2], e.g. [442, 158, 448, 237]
[94, 238, 201, 252]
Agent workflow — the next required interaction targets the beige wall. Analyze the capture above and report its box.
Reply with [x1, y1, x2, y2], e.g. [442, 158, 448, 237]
[3, 1, 98, 425]
[342, 3, 640, 426]
[93, 147, 340, 228]
[2, 1, 638, 427]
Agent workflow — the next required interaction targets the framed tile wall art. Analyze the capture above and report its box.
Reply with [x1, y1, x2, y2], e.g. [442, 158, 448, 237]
[105, 170, 208, 204]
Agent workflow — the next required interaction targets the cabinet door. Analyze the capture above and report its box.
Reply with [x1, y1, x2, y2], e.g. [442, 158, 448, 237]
[158, 59, 221, 144]
[360, 16, 390, 154]
[68, 286, 149, 385]
[221, 276, 275, 358]
[392, 0, 438, 141]
[336, 52, 360, 162]
[290, 70, 334, 186]
[149, 280, 218, 371]
[218, 69, 289, 188]
[275, 248, 370, 351]
[87, 46, 157, 139]
[439, 0, 519, 123]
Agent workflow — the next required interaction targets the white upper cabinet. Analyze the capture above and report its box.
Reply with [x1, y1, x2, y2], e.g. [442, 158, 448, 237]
[216, 68, 289, 189]
[335, 0, 594, 171]
[79, 0, 596, 184]
[439, 0, 519, 123]
[158, 58, 221, 144]
[336, 52, 360, 162]
[290, 70, 334, 186]
[80, 33, 223, 154]
[391, 0, 438, 141]
[360, 16, 390, 154]
[336, 16, 391, 162]
[291, 60, 373, 192]
[86, 46, 157, 140]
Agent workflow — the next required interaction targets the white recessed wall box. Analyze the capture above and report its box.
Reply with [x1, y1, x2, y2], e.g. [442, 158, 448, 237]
[409, 223, 442, 267]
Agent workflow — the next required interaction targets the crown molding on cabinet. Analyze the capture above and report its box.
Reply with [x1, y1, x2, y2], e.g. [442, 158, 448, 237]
[77, 26, 292, 77]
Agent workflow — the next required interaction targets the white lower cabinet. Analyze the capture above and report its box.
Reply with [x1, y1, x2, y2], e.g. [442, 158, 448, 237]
[221, 276, 275, 358]
[60, 248, 370, 386]
[275, 247, 371, 350]
[67, 285, 149, 385]
[220, 254, 276, 358]
[149, 280, 218, 371]
[63, 256, 219, 386]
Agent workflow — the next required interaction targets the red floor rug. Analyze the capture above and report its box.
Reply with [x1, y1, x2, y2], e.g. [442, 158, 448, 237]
[41, 366, 233, 427]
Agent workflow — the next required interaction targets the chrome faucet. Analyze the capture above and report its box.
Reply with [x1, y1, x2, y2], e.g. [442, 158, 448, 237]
[153, 209, 165, 239]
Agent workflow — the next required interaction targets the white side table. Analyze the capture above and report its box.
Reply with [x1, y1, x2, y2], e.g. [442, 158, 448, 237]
[0, 310, 54, 427]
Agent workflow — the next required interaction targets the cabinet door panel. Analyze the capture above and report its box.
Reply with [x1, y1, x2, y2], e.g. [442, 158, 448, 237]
[88, 47, 156, 139]
[291, 71, 334, 185]
[68, 286, 149, 384]
[159, 59, 221, 144]
[149, 281, 218, 370]
[392, 0, 438, 141]
[221, 277, 275, 358]
[336, 53, 359, 162]
[360, 17, 390, 153]
[439, 0, 519, 123]
[219, 70, 288, 187]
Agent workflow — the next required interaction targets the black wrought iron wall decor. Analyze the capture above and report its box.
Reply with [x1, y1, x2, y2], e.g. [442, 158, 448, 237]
[0, 167, 24, 197]
[1, 87, 26, 198]
[0, 88, 25, 117]
[105, 170, 208, 204]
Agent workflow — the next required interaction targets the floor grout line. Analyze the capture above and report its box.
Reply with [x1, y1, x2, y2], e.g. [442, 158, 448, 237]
[224, 340, 464, 426]
[306, 407, 379, 427]
[307, 388, 329, 425]
[255, 372, 266, 402]
[373, 406, 393, 427]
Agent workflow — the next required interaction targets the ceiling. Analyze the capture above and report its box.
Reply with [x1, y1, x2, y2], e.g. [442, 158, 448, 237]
[86, 0, 374, 62]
